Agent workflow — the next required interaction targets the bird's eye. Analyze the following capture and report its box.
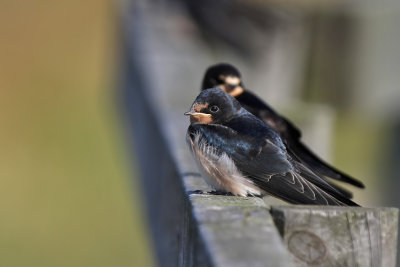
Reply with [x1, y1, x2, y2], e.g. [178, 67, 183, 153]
[210, 106, 219, 113]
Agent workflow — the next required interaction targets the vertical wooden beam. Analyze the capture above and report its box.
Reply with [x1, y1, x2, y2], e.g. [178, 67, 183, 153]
[270, 206, 399, 267]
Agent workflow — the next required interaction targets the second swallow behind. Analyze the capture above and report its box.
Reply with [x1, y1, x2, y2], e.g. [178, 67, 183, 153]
[201, 63, 364, 195]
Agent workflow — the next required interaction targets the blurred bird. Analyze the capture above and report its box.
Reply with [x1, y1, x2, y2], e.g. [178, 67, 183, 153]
[185, 88, 359, 206]
[201, 63, 364, 199]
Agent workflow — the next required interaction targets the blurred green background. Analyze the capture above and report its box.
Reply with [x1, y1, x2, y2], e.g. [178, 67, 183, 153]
[0, 1, 154, 266]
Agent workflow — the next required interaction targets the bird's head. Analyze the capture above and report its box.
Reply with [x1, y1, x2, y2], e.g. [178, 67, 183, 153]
[185, 88, 242, 124]
[201, 63, 244, 97]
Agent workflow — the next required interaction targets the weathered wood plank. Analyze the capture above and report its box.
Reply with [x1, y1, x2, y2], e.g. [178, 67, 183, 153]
[190, 194, 296, 267]
[270, 206, 399, 267]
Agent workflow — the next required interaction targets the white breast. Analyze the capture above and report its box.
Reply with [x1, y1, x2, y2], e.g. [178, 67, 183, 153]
[187, 131, 264, 196]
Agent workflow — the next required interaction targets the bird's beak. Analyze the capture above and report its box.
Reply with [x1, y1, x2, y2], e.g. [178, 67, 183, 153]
[224, 76, 241, 86]
[184, 111, 196, 116]
[216, 75, 244, 97]
[184, 109, 212, 124]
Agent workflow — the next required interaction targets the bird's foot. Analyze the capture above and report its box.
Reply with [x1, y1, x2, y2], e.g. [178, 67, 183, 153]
[186, 190, 233, 196]
[207, 190, 233, 196]
[187, 190, 205, 195]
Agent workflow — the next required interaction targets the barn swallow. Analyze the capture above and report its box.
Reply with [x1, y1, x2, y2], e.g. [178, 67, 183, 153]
[201, 63, 365, 198]
[185, 88, 359, 206]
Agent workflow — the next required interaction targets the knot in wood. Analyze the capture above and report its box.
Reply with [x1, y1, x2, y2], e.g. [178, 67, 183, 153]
[287, 230, 326, 264]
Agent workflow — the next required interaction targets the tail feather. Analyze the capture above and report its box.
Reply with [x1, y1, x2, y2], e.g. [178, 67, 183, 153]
[293, 161, 354, 199]
[252, 170, 360, 206]
[288, 140, 365, 188]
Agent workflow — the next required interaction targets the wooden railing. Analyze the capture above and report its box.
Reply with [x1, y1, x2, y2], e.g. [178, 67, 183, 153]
[120, 1, 399, 266]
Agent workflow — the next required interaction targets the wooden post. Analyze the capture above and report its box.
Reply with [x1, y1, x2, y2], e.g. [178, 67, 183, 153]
[270, 206, 398, 267]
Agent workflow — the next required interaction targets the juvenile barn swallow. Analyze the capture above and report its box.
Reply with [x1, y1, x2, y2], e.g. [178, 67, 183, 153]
[185, 88, 359, 206]
[201, 63, 364, 198]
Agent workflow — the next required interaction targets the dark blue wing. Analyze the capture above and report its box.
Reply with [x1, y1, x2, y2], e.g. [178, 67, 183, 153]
[188, 123, 291, 175]
[236, 91, 364, 189]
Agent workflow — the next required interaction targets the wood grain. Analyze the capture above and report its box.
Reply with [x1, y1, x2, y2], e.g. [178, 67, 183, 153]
[270, 206, 399, 267]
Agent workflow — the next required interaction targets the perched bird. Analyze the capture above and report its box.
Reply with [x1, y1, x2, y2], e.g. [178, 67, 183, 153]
[185, 88, 359, 206]
[201, 63, 364, 199]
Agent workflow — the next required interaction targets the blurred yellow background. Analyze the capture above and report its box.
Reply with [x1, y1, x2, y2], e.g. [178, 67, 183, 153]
[0, 1, 153, 266]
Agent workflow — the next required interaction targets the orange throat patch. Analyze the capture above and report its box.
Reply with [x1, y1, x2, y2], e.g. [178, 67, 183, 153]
[190, 113, 213, 124]
[218, 84, 244, 97]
